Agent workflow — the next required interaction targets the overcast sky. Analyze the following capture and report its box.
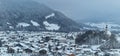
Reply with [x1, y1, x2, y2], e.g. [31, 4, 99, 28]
[34, 0, 120, 23]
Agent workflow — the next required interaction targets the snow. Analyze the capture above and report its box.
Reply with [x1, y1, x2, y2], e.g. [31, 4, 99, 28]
[98, 52, 105, 56]
[0, 47, 7, 53]
[106, 31, 111, 37]
[85, 22, 120, 31]
[91, 45, 100, 50]
[20, 43, 29, 49]
[0, 31, 120, 56]
[17, 22, 30, 27]
[116, 36, 120, 43]
[85, 22, 107, 29]
[7, 22, 10, 25]
[30, 20, 40, 26]
[43, 21, 60, 30]
[45, 13, 55, 19]
[9, 26, 14, 29]
[82, 48, 92, 52]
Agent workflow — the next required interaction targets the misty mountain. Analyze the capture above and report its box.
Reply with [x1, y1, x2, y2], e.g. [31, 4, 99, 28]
[84, 22, 120, 33]
[0, 0, 82, 32]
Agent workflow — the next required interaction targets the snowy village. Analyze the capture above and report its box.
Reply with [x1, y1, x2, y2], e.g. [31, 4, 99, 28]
[0, 25, 119, 56]
[0, 0, 120, 56]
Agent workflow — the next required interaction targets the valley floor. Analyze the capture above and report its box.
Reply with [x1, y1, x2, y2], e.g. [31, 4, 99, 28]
[0, 31, 119, 56]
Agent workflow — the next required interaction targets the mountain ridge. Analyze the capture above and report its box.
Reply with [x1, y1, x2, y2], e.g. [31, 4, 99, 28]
[0, 0, 82, 32]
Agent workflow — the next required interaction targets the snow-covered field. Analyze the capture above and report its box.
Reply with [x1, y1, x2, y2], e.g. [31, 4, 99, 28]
[43, 21, 60, 30]
[85, 22, 120, 32]
[31, 20, 40, 26]
[17, 23, 30, 27]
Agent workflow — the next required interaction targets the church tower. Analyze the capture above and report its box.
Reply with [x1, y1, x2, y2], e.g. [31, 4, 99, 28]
[104, 25, 111, 37]
[105, 25, 108, 33]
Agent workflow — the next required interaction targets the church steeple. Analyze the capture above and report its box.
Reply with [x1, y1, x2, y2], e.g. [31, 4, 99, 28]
[105, 25, 108, 32]
[104, 25, 111, 37]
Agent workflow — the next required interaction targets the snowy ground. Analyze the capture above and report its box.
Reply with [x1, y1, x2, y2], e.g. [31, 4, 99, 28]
[0, 31, 119, 56]
[84, 22, 120, 32]
[0, 31, 78, 56]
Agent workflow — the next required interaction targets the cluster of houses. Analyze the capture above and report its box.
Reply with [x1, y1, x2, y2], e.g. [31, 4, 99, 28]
[0, 31, 119, 56]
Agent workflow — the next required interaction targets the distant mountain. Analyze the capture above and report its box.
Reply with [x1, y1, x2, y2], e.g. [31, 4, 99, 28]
[84, 22, 120, 33]
[0, 0, 82, 32]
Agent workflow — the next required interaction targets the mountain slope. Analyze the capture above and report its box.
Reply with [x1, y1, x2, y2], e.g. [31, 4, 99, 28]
[84, 22, 120, 33]
[0, 0, 81, 32]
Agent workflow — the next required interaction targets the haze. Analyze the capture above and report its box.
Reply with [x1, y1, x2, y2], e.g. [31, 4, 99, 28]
[34, 0, 120, 23]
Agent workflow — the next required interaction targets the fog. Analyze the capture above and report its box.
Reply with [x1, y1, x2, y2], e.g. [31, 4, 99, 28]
[34, 0, 120, 23]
